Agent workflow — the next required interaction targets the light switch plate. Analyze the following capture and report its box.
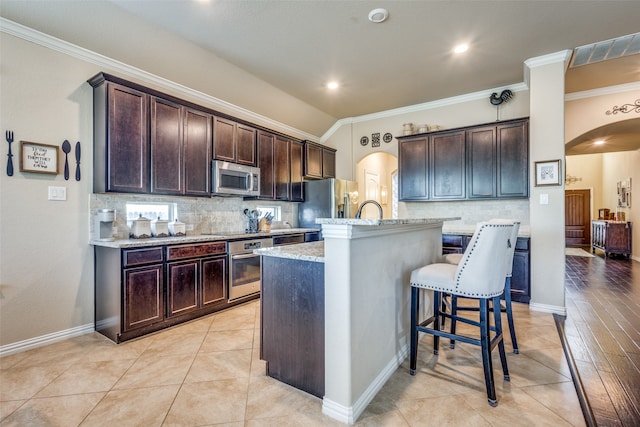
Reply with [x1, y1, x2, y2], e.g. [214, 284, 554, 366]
[539, 193, 549, 205]
[48, 186, 67, 201]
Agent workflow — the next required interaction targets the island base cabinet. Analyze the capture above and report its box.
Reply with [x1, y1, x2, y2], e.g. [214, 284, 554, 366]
[260, 257, 325, 398]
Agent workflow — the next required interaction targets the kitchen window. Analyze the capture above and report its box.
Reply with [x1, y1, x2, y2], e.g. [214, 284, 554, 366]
[256, 206, 280, 221]
[126, 202, 176, 221]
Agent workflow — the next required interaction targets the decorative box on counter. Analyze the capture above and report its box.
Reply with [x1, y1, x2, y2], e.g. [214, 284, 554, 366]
[169, 218, 186, 236]
[129, 214, 151, 239]
[151, 217, 169, 238]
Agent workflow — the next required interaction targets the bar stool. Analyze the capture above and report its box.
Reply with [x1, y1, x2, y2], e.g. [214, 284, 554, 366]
[409, 222, 513, 406]
[444, 220, 520, 353]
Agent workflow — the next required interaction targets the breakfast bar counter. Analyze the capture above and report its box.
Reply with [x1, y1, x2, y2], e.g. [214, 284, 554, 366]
[257, 217, 458, 424]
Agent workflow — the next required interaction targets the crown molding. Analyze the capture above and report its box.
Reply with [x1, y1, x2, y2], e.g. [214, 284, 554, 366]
[565, 81, 640, 101]
[0, 17, 319, 142]
[524, 50, 573, 69]
[320, 82, 529, 142]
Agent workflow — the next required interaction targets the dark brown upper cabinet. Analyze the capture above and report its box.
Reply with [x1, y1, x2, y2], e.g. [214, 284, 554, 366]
[496, 120, 529, 198]
[257, 130, 276, 199]
[303, 141, 336, 179]
[91, 74, 213, 197]
[398, 118, 529, 202]
[255, 131, 304, 202]
[467, 126, 497, 198]
[151, 97, 213, 197]
[183, 108, 212, 196]
[91, 79, 149, 194]
[322, 148, 336, 178]
[213, 117, 256, 166]
[467, 119, 529, 199]
[150, 96, 183, 195]
[89, 72, 320, 200]
[431, 130, 466, 200]
[274, 135, 291, 200]
[290, 140, 304, 202]
[398, 136, 429, 200]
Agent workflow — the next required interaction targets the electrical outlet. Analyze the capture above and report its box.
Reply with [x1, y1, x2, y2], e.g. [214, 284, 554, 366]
[48, 186, 67, 201]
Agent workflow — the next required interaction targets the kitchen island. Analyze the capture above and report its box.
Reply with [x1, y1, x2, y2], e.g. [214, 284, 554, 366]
[257, 217, 457, 425]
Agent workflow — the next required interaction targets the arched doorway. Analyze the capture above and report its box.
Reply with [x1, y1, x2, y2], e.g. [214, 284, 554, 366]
[355, 152, 398, 219]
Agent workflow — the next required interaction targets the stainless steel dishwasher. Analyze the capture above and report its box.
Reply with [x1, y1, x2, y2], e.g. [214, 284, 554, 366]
[272, 233, 305, 246]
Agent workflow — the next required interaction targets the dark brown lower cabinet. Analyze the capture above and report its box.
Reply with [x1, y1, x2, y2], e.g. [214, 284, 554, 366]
[442, 233, 530, 303]
[167, 260, 199, 316]
[95, 242, 228, 343]
[167, 242, 227, 317]
[260, 256, 325, 398]
[167, 255, 227, 317]
[124, 264, 164, 331]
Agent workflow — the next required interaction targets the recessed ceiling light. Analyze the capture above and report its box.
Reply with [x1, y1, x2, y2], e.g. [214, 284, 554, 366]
[326, 81, 339, 90]
[594, 140, 605, 145]
[453, 43, 469, 54]
[368, 8, 389, 23]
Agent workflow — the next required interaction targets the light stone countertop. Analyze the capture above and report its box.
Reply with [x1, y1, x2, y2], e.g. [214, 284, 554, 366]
[90, 227, 319, 248]
[316, 217, 460, 226]
[254, 241, 324, 263]
[442, 223, 531, 237]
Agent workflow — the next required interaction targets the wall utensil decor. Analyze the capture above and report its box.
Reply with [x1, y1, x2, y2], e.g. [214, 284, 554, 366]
[5, 130, 14, 176]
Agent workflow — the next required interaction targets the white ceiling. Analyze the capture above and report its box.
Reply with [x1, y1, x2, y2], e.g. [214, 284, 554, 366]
[1, 1, 639, 145]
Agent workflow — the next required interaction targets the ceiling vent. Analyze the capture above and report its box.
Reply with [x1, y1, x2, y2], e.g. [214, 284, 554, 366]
[570, 32, 640, 67]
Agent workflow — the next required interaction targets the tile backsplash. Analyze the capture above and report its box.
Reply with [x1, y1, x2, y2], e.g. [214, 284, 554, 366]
[399, 199, 530, 226]
[90, 193, 299, 239]
[90, 193, 529, 240]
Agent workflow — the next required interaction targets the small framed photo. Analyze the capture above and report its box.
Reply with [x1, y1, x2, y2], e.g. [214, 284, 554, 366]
[20, 141, 59, 175]
[534, 159, 562, 186]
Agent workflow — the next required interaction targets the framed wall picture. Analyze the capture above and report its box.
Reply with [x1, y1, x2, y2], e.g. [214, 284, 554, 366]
[20, 141, 59, 174]
[534, 159, 562, 186]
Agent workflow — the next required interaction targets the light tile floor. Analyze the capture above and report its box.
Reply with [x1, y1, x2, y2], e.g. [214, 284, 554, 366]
[1, 301, 585, 426]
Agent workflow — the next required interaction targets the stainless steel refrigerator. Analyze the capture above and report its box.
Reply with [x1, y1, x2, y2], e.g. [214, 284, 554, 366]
[298, 178, 359, 231]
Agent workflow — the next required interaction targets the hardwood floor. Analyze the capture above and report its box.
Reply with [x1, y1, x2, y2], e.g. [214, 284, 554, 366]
[559, 251, 640, 427]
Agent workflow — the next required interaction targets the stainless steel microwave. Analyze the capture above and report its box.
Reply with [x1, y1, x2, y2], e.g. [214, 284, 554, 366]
[211, 160, 260, 197]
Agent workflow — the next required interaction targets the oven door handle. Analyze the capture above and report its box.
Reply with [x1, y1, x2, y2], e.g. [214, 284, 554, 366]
[231, 253, 260, 260]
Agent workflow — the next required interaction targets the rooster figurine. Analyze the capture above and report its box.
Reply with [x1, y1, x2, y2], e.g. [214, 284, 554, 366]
[490, 89, 513, 105]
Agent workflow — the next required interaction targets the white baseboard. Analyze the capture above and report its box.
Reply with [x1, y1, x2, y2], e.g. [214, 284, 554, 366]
[0, 323, 94, 357]
[322, 343, 409, 424]
[529, 302, 567, 316]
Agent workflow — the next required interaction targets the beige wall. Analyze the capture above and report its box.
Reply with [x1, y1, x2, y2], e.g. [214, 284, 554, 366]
[0, 34, 98, 347]
[565, 87, 640, 143]
[0, 30, 314, 350]
[527, 51, 571, 313]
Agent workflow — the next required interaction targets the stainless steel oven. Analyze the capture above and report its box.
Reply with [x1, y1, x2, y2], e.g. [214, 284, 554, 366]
[228, 237, 273, 301]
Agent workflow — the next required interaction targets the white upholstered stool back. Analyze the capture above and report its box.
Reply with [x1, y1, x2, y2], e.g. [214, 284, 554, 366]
[411, 222, 513, 298]
[487, 219, 520, 278]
